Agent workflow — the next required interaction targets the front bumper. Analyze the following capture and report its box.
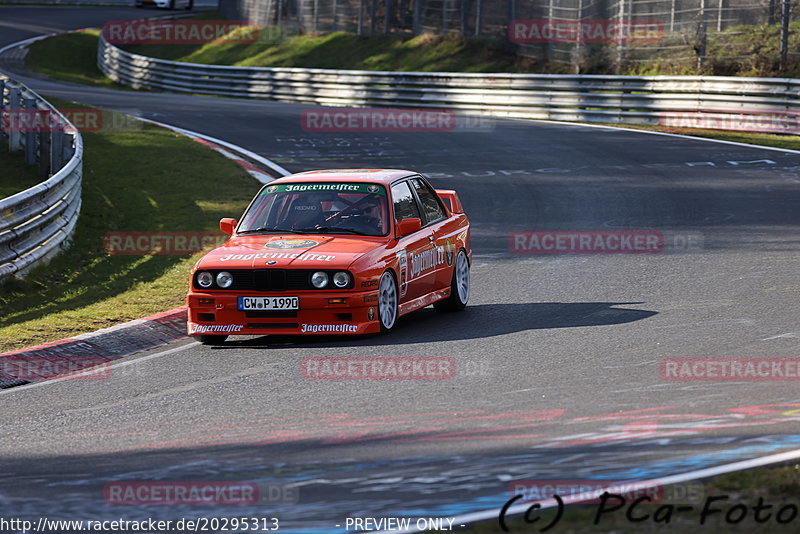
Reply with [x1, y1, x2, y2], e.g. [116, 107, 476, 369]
[187, 290, 381, 336]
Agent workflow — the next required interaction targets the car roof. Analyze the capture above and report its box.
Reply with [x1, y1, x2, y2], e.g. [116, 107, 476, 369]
[269, 169, 417, 185]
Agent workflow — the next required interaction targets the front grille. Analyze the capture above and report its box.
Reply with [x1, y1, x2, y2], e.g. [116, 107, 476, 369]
[194, 269, 353, 291]
[247, 323, 299, 329]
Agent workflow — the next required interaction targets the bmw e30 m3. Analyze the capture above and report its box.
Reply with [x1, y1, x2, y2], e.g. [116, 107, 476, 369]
[186, 169, 471, 345]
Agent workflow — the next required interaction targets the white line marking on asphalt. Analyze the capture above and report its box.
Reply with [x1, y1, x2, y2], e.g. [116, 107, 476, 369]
[380, 447, 800, 532]
[762, 333, 798, 340]
[516, 118, 800, 155]
[0, 342, 199, 395]
[134, 116, 291, 177]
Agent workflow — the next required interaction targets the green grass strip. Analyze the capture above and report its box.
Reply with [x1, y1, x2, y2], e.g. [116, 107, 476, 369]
[0, 96, 258, 352]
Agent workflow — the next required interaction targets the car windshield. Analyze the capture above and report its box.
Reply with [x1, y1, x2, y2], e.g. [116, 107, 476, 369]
[238, 182, 390, 237]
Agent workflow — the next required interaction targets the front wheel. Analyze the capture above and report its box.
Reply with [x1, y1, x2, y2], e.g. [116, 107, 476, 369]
[198, 334, 228, 345]
[378, 271, 398, 333]
[434, 249, 469, 312]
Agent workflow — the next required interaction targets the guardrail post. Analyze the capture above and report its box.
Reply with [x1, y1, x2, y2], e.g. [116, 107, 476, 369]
[51, 127, 64, 173]
[38, 117, 51, 178]
[23, 97, 37, 165]
[62, 130, 75, 163]
[8, 87, 21, 153]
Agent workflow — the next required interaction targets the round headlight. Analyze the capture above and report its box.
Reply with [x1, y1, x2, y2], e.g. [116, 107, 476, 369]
[333, 271, 350, 288]
[197, 271, 213, 288]
[216, 271, 233, 288]
[311, 271, 329, 288]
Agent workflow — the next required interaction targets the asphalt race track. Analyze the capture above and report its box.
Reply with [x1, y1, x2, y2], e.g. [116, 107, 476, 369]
[2, 6, 800, 532]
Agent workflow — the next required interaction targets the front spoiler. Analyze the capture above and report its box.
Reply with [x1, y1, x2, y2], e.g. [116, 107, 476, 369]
[186, 289, 381, 336]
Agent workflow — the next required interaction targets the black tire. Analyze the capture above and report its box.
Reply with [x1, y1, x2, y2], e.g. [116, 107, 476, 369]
[185, 0, 193, 10]
[199, 334, 228, 345]
[378, 271, 399, 333]
[434, 249, 469, 312]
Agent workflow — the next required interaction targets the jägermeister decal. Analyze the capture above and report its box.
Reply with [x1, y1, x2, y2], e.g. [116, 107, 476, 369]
[261, 183, 387, 196]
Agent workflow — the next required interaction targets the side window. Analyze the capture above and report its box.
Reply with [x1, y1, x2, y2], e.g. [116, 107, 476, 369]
[391, 181, 422, 222]
[411, 178, 446, 223]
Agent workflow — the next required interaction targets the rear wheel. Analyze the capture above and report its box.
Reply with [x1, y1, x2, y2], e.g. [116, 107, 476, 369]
[434, 249, 469, 311]
[378, 271, 398, 333]
[199, 335, 228, 345]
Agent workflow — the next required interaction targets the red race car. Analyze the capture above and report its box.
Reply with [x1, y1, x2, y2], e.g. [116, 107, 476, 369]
[186, 169, 471, 345]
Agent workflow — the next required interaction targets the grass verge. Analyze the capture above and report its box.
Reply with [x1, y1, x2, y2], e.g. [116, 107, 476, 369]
[126, 31, 523, 72]
[0, 96, 258, 353]
[25, 29, 133, 89]
[464, 462, 800, 533]
[0, 144, 42, 198]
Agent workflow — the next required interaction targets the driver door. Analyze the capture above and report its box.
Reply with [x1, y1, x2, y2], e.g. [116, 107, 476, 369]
[391, 180, 434, 301]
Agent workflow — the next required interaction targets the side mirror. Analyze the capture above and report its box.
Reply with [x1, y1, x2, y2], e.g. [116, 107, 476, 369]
[219, 218, 237, 236]
[396, 217, 422, 238]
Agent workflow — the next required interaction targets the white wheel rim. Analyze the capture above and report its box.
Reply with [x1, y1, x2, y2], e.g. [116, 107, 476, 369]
[455, 251, 469, 304]
[379, 273, 397, 329]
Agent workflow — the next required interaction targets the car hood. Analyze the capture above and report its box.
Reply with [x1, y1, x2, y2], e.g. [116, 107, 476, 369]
[198, 235, 384, 269]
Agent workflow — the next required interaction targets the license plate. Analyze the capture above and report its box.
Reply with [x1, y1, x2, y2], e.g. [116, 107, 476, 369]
[238, 296, 299, 311]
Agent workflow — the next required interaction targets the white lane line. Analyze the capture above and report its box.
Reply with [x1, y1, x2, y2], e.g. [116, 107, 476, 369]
[516, 118, 800, 155]
[134, 116, 291, 177]
[0, 341, 199, 395]
[381, 447, 800, 532]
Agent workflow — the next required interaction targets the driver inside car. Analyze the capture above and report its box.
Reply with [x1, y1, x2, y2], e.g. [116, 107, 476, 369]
[352, 196, 384, 234]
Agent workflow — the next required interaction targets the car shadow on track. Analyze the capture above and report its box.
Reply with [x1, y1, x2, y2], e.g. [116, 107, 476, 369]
[212, 301, 657, 349]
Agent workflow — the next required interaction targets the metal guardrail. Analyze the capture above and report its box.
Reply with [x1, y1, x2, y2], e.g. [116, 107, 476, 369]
[0, 75, 82, 281]
[98, 32, 800, 133]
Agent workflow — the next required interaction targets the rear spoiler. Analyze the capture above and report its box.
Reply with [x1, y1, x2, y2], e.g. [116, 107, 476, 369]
[436, 190, 464, 214]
